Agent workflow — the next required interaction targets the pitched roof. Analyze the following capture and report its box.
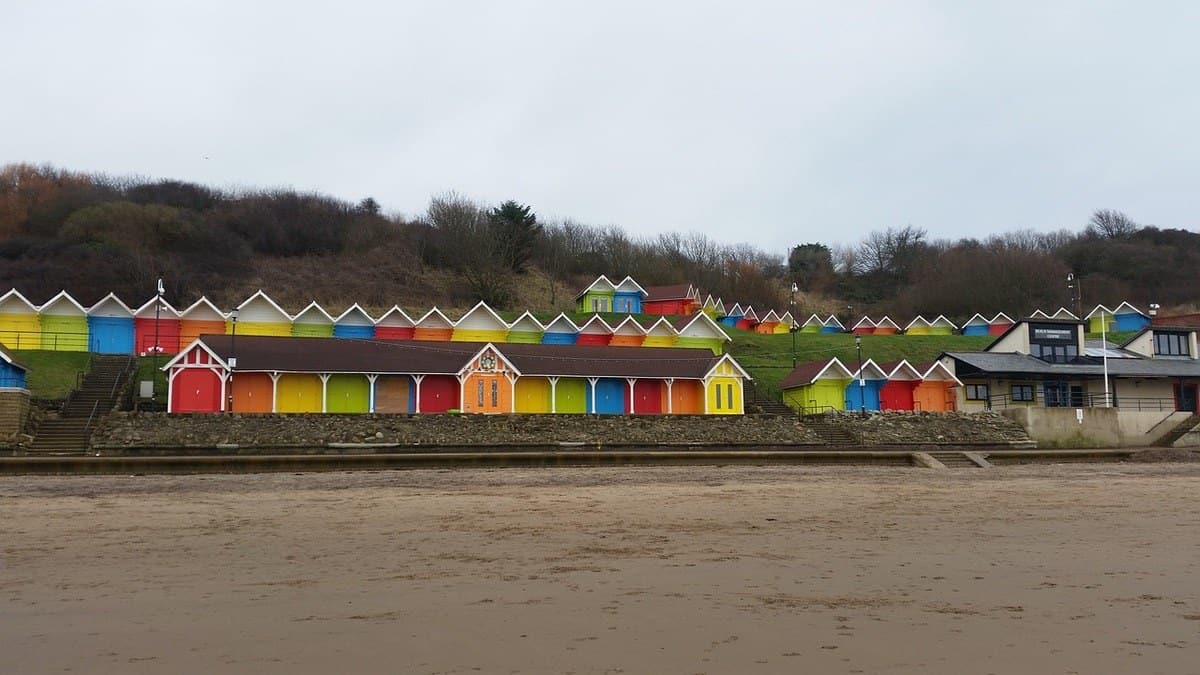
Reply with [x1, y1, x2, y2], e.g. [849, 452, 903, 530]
[39, 291, 87, 316]
[454, 302, 508, 331]
[132, 297, 179, 319]
[611, 316, 648, 336]
[778, 311, 795, 325]
[507, 311, 545, 333]
[179, 296, 227, 322]
[87, 293, 134, 318]
[0, 342, 28, 372]
[823, 315, 844, 329]
[643, 317, 680, 337]
[779, 357, 853, 389]
[1085, 304, 1114, 319]
[1112, 301, 1146, 316]
[577, 315, 614, 335]
[542, 313, 580, 333]
[930, 315, 957, 330]
[292, 301, 336, 325]
[880, 359, 923, 380]
[375, 306, 414, 328]
[991, 312, 1014, 324]
[874, 316, 900, 330]
[962, 313, 990, 327]
[851, 358, 889, 381]
[726, 303, 744, 316]
[673, 313, 731, 341]
[759, 310, 781, 323]
[1050, 307, 1079, 320]
[573, 275, 616, 301]
[851, 316, 876, 330]
[234, 290, 292, 322]
[0, 289, 38, 314]
[612, 276, 647, 296]
[414, 307, 455, 329]
[904, 315, 931, 330]
[802, 314, 824, 328]
[644, 284, 694, 302]
[335, 304, 375, 326]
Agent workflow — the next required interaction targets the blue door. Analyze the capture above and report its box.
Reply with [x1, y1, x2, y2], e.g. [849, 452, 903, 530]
[587, 378, 626, 414]
[87, 317, 135, 354]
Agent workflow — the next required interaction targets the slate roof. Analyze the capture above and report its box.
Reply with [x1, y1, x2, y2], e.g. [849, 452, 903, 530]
[944, 351, 1200, 378]
[779, 358, 852, 389]
[644, 284, 693, 302]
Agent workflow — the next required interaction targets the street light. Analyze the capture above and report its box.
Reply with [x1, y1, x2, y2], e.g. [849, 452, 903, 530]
[790, 282, 799, 368]
[227, 307, 239, 414]
[855, 334, 866, 417]
[152, 278, 163, 406]
[1066, 272, 1081, 317]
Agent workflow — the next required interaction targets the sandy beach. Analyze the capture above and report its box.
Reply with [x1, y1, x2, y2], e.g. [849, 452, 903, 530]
[2, 463, 1198, 674]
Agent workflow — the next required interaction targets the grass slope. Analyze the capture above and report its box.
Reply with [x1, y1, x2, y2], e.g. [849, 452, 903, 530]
[13, 350, 93, 399]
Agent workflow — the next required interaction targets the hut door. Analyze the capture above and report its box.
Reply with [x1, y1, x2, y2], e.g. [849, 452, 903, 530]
[474, 376, 505, 414]
[1175, 383, 1198, 413]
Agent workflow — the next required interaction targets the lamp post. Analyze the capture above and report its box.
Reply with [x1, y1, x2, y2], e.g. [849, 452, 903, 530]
[855, 334, 866, 417]
[1066, 272, 1081, 317]
[790, 282, 799, 368]
[152, 278, 163, 406]
[227, 307, 239, 414]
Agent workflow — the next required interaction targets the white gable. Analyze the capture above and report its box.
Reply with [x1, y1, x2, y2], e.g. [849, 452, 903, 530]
[904, 316, 932, 330]
[234, 290, 291, 323]
[885, 360, 923, 380]
[874, 316, 899, 330]
[852, 316, 876, 330]
[644, 317, 679, 337]
[823, 315, 844, 329]
[508, 312, 545, 333]
[613, 276, 647, 296]
[375, 306, 414, 328]
[180, 297, 227, 322]
[0, 289, 38, 315]
[612, 316, 647, 336]
[962, 313, 989, 327]
[759, 310, 781, 323]
[930, 315, 957, 329]
[852, 359, 889, 381]
[39, 291, 87, 316]
[87, 293, 134, 318]
[577, 316, 613, 335]
[455, 302, 508, 331]
[991, 312, 1014, 324]
[542, 313, 580, 333]
[133, 297, 179, 319]
[1085, 304, 1114, 319]
[415, 308, 454, 329]
[335, 304, 375, 327]
[1112, 301, 1145, 316]
[1050, 307, 1079, 320]
[293, 302, 335, 325]
[803, 314, 824, 328]
[679, 313, 730, 341]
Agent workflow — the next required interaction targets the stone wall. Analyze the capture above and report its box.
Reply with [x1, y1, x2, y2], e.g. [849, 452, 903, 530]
[1000, 407, 1188, 448]
[0, 389, 33, 448]
[92, 410, 1033, 452]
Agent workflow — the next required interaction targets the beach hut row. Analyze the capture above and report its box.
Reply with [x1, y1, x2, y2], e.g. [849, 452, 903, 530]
[165, 334, 750, 416]
[780, 357, 961, 414]
[574, 275, 710, 317]
[0, 289, 733, 356]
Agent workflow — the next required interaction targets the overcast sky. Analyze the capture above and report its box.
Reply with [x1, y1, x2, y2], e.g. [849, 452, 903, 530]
[3, 1, 1197, 252]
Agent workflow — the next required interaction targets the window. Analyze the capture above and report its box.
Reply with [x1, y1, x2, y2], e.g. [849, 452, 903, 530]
[727, 384, 734, 410]
[1011, 384, 1034, 402]
[714, 384, 723, 410]
[490, 380, 498, 407]
[1032, 343, 1078, 363]
[477, 380, 484, 406]
[966, 384, 989, 401]
[1154, 332, 1191, 356]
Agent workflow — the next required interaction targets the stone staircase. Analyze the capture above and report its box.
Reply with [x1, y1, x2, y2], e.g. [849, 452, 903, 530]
[801, 414, 861, 446]
[752, 399, 796, 416]
[926, 451, 988, 468]
[1154, 414, 1200, 447]
[28, 355, 135, 454]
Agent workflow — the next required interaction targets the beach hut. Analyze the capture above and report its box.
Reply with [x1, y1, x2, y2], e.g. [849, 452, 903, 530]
[575, 275, 617, 313]
[506, 312, 545, 344]
[780, 357, 853, 413]
[641, 317, 679, 348]
[720, 303, 744, 328]
[0, 289, 42, 350]
[820, 315, 844, 334]
[541, 314, 579, 345]
[773, 311, 795, 335]
[702, 354, 749, 415]
[609, 316, 647, 347]
[86, 293, 135, 354]
[1029, 309, 1051, 319]
[913, 361, 961, 412]
[844, 359, 887, 412]
[800, 314, 824, 334]
[701, 295, 718, 318]
[960, 313, 991, 336]
[133, 297, 181, 355]
[452, 302, 509, 343]
[904, 316, 933, 335]
[179, 297, 228, 346]
[736, 307, 759, 331]
[872, 316, 899, 335]
[374, 306, 415, 341]
[878, 360, 922, 411]
[1112, 302, 1151, 333]
[851, 317, 876, 335]
[291, 302, 336, 338]
[1085, 305, 1116, 334]
[0, 344, 28, 389]
[930, 316, 957, 336]
[38, 291, 89, 351]
[989, 312, 1014, 335]
[1050, 307, 1079, 320]
[333, 304, 376, 339]
[673, 313, 731, 355]
[458, 346, 518, 414]
[754, 310, 781, 335]
[230, 291, 292, 337]
[612, 276, 647, 314]
[643, 284, 698, 316]
[713, 299, 727, 319]
[412, 308, 455, 341]
[575, 316, 614, 346]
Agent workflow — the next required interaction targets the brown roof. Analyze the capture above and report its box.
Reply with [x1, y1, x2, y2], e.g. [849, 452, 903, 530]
[779, 358, 849, 390]
[0, 343, 27, 371]
[193, 335, 723, 380]
[644, 284, 693, 302]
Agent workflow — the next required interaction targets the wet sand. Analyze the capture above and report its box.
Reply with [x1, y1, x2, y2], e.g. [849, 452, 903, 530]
[2, 463, 1198, 674]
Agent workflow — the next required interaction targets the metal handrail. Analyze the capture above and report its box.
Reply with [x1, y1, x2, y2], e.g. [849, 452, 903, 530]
[84, 400, 100, 433]
[982, 393, 1177, 411]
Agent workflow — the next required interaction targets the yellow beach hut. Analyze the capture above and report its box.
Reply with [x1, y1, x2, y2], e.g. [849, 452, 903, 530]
[452, 302, 509, 343]
[641, 317, 680, 348]
[0, 289, 42, 350]
[773, 311, 795, 335]
[673, 313, 730, 355]
[231, 290, 292, 337]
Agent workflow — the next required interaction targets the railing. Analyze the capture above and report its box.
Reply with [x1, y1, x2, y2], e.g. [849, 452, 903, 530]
[84, 400, 100, 434]
[982, 393, 1178, 412]
[0, 330, 90, 352]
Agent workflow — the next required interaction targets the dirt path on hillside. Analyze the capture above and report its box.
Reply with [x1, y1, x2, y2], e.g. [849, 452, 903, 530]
[2, 464, 1198, 674]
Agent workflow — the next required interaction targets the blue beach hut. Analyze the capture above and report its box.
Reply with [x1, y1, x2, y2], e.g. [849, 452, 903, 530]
[86, 293, 136, 354]
[333, 304, 376, 339]
[844, 359, 887, 412]
[587, 377, 626, 414]
[960, 313, 990, 336]
[541, 314, 580, 345]
[0, 344, 27, 388]
[720, 303, 744, 328]
[1112, 302, 1151, 332]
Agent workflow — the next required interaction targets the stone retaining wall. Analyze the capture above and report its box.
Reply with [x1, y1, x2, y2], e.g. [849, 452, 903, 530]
[92, 410, 1032, 451]
[0, 389, 34, 448]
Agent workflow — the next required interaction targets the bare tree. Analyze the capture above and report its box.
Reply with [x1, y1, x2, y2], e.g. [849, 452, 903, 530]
[1086, 209, 1139, 239]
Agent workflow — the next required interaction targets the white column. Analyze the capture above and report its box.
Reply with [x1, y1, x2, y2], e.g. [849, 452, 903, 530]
[367, 374, 378, 413]
[509, 373, 516, 412]
[219, 370, 228, 413]
[412, 375, 424, 414]
[548, 377, 558, 414]
[587, 377, 598, 414]
[270, 372, 280, 413]
[666, 378, 674, 415]
[702, 377, 711, 414]
[166, 368, 179, 413]
[319, 374, 330, 413]
[458, 374, 468, 412]
[627, 378, 637, 415]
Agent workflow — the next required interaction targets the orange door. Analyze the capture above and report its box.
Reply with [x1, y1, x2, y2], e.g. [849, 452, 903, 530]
[670, 380, 703, 414]
[231, 372, 274, 413]
[462, 373, 512, 414]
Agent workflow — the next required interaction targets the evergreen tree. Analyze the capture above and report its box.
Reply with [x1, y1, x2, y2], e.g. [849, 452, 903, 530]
[489, 200, 542, 273]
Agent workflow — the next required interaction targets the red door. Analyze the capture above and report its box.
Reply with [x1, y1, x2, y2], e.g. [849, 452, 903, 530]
[171, 369, 222, 413]
[419, 375, 460, 413]
[631, 380, 663, 414]
[880, 381, 916, 411]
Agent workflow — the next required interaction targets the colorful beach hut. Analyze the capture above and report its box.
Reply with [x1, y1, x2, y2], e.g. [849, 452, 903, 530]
[1050, 307, 1079, 320]
[38, 291, 89, 351]
[0, 289, 42, 350]
[754, 310, 781, 335]
[713, 299, 726, 319]
[609, 316, 647, 347]
[374, 306, 415, 341]
[541, 314, 579, 345]
[774, 311, 795, 335]
[179, 297, 229, 347]
[291, 302, 336, 338]
[914, 361, 961, 412]
[960, 313, 991, 336]
[872, 316, 899, 335]
[800, 314, 824, 334]
[576, 316, 614, 346]
[904, 316, 933, 335]
[851, 317, 876, 335]
[989, 312, 1014, 335]
[641, 317, 679, 348]
[575, 275, 617, 313]
[879, 360, 922, 411]
[821, 315, 844, 334]
[133, 297, 181, 355]
[929, 316, 957, 336]
[780, 357, 854, 413]
[231, 291, 292, 337]
[1029, 309, 1051, 319]
[506, 312, 545, 344]
[674, 313, 730, 355]
[452, 302, 509, 343]
[413, 308, 455, 342]
[0, 344, 28, 389]
[612, 276, 647, 314]
[701, 295, 718, 318]
[1112, 302, 1151, 332]
[86, 293, 135, 354]
[644, 284, 699, 316]
[845, 359, 887, 412]
[333, 304, 376, 339]
[720, 303, 744, 328]
[1085, 305, 1116, 334]
[736, 307, 759, 331]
